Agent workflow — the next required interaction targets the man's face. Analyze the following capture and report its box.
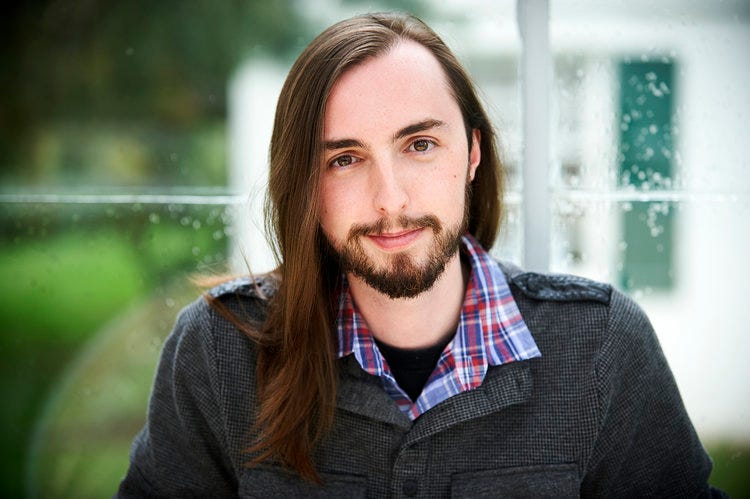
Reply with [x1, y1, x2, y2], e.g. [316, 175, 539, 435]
[319, 40, 480, 298]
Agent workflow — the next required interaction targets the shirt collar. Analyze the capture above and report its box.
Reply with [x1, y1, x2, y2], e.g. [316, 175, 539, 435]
[335, 234, 541, 418]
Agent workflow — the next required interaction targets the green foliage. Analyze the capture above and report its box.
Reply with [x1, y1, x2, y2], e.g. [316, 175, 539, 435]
[2, 0, 308, 123]
[12, 122, 228, 188]
[0, 204, 229, 497]
[0, 203, 228, 341]
[27, 280, 198, 499]
[0, 231, 145, 342]
[0, 0, 309, 184]
[708, 443, 750, 497]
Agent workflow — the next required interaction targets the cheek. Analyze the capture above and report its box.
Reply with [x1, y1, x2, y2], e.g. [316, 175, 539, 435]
[318, 196, 334, 230]
[319, 181, 354, 229]
[317, 182, 333, 227]
[421, 164, 467, 206]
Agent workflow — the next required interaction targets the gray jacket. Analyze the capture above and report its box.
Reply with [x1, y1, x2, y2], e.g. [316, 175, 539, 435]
[118, 263, 722, 498]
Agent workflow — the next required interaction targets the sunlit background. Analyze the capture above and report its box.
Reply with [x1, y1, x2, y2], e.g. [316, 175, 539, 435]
[1, 1, 748, 497]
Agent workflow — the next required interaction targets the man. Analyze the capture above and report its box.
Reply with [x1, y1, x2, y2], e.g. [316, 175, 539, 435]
[119, 12, 722, 498]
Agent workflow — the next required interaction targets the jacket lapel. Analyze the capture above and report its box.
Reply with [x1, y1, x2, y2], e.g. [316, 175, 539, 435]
[335, 354, 535, 439]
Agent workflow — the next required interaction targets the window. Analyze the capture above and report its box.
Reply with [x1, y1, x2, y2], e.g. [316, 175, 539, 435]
[548, 5, 750, 494]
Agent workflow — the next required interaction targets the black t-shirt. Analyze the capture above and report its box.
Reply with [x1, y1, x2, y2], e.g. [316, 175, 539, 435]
[374, 337, 450, 402]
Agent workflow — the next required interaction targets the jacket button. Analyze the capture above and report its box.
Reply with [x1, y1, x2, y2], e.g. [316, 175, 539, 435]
[402, 478, 418, 497]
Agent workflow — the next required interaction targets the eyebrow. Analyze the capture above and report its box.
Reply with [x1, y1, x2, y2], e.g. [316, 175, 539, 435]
[393, 119, 446, 141]
[324, 138, 365, 151]
[324, 118, 447, 151]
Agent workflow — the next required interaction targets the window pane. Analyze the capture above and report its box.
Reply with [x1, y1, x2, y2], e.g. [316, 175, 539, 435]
[550, 2, 750, 493]
[0, 2, 309, 190]
[0, 200, 237, 497]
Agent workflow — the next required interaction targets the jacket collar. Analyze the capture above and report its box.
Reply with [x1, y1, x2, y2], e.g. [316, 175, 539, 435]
[336, 353, 536, 439]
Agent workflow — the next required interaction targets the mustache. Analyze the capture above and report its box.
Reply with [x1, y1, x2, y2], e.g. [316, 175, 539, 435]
[347, 215, 442, 243]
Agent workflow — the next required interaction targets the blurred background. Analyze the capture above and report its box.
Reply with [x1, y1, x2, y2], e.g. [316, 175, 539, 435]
[1, 0, 748, 497]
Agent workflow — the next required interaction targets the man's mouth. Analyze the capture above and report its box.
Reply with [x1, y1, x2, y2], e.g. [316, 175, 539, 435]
[366, 227, 425, 251]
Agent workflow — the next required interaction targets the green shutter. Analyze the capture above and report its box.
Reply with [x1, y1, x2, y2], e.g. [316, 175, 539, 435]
[618, 61, 675, 290]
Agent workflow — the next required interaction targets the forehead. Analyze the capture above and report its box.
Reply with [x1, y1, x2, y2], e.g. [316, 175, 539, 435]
[324, 40, 461, 139]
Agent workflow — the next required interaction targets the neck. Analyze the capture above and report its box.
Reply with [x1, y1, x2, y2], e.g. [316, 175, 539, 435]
[346, 252, 469, 349]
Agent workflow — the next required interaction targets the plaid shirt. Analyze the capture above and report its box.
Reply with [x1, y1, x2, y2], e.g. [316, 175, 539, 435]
[335, 234, 541, 420]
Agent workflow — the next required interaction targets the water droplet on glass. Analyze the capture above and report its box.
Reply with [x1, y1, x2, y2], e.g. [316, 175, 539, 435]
[648, 82, 664, 98]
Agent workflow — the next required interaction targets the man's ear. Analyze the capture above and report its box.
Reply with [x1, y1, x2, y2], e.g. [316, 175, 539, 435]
[468, 128, 481, 181]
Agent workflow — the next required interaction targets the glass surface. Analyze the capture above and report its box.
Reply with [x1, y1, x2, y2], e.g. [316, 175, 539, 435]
[550, 1, 750, 494]
[5, 0, 747, 496]
[1, 2, 309, 496]
[0, 201, 239, 497]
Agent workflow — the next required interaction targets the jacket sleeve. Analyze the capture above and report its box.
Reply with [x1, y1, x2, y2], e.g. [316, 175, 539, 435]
[116, 298, 237, 498]
[581, 289, 725, 498]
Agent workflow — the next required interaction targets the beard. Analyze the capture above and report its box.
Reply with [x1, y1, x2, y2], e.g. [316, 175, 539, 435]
[328, 181, 471, 299]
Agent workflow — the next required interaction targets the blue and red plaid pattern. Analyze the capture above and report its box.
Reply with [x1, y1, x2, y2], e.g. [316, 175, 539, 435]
[336, 234, 541, 420]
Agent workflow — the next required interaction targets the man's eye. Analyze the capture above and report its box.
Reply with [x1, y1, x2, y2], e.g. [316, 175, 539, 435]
[330, 155, 355, 168]
[409, 139, 435, 153]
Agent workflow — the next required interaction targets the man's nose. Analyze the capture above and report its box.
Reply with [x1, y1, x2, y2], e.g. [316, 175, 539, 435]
[371, 158, 409, 216]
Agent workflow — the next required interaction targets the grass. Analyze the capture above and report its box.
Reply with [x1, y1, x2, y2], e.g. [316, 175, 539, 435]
[0, 230, 146, 341]
[0, 206, 227, 498]
[27, 280, 198, 498]
[708, 442, 750, 497]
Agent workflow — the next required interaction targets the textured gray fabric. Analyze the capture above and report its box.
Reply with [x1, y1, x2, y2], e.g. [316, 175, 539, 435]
[117, 266, 724, 498]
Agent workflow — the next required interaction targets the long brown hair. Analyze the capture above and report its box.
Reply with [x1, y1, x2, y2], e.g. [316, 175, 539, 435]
[210, 12, 504, 482]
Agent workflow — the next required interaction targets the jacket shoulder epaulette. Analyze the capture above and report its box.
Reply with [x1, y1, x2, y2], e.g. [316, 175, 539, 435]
[506, 267, 611, 305]
[207, 274, 277, 301]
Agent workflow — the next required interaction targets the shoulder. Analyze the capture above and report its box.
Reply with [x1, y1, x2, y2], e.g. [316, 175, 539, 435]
[498, 260, 648, 323]
[133, 276, 275, 487]
[165, 273, 278, 367]
[202, 273, 277, 326]
[497, 260, 653, 353]
[205, 273, 278, 302]
[158, 275, 275, 419]
[171, 273, 277, 331]
[497, 260, 612, 305]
